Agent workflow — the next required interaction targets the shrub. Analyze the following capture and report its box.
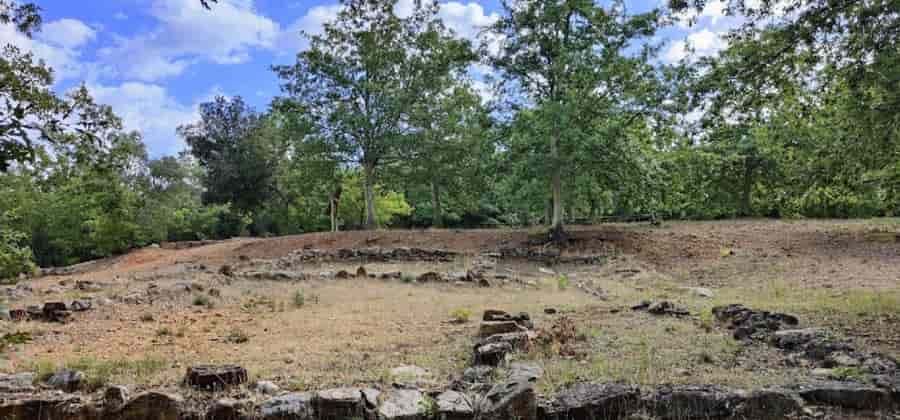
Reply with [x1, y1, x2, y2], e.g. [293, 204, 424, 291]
[293, 290, 305, 308]
[556, 275, 570, 290]
[0, 227, 36, 282]
[449, 308, 472, 323]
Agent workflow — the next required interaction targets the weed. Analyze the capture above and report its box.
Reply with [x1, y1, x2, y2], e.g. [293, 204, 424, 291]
[293, 290, 305, 308]
[31, 357, 167, 391]
[418, 396, 438, 417]
[176, 326, 187, 338]
[156, 327, 173, 337]
[1, 331, 32, 346]
[192, 294, 211, 308]
[225, 328, 249, 344]
[556, 275, 570, 290]
[831, 366, 866, 381]
[401, 274, 416, 283]
[449, 308, 472, 323]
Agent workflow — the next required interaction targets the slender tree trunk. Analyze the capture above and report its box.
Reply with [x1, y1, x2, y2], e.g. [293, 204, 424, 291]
[363, 162, 377, 230]
[740, 157, 753, 217]
[330, 199, 338, 232]
[550, 131, 565, 242]
[430, 181, 443, 228]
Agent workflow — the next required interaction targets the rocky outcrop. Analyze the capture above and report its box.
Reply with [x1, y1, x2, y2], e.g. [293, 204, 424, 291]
[185, 365, 248, 391]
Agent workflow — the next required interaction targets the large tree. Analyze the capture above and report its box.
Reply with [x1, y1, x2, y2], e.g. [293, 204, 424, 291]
[488, 0, 662, 240]
[274, 0, 474, 229]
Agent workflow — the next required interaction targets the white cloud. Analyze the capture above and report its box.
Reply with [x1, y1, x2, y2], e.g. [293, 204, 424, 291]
[113, 12, 129, 20]
[278, 3, 342, 53]
[86, 82, 210, 156]
[664, 29, 727, 63]
[0, 18, 95, 82]
[674, 1, 728, 28]
[97, 0, 279, 81]
[438, 2, 499, 42]
[38, 19, 97, 49]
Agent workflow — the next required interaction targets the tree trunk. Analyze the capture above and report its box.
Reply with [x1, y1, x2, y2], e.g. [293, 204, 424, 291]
[550, 131, 566, 242]
[740, 156, 753, 217]
[330, 199, 338, 232]
[430, 181, 443, 228]
[363, 163, 377, 230]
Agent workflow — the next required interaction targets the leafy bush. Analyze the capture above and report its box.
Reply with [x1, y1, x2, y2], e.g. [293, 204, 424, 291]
[0, 227, 36, 282]
[449, 308, 472, 323]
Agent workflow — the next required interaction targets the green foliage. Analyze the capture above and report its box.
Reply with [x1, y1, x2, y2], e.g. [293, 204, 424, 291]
[449, 308, 472, 323]
[0, 220, 35, 281]
[293, 290, 305, 308]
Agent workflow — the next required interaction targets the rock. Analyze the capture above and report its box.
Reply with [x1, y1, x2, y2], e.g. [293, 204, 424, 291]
[356, 266, 368, 278]
[185, 365, 248, 391]
[712, 304, 798, 340]
[476, 373, 537, 420]
[863, 354, 899, 375]
[256, 380, 281, 395]
[0, 394, 89, 420]
[544, 308, 557, 314]
[104, 385, 129, 410]
[381, 271, 402, 279]
[335, 270, 352, 279]
[416, 272, 443, 283]
[207, 398, 253, 420]
[113, 391, 183, 420]
[476, 331, 532, 352]
[733, 389, 802, 419]
[479, 321, 527, 337]
[771, 328, 825, 350]
[0, 373, 35, 393]
[798, 381, 893, 410]
[316, 388, 366, 419]
[543, 383, 640, 420]
[259, 392, 315, 419]
[377, 389, 428, 420]
[436, 390, 473, 420]
[219, 265, 235, 277]
[447, 272, 468, 282]
[507, 363, 543, 383]
[46, 368, 85, 392]
[648, 385, 738, 420]
[825, 352, 861, 368]
[474, 341, 513, 366]
[630, 301, 651, 311]
[686, 287, 714, 298]
[9, 309, 26, 321]
[70, 299, 92, 311]
[75, 280, 104, 292]
[0, 307, 10, 321]
[461, 366, 494, 384]
[645, 301, 689, 316]
[390, 365, 431, 385]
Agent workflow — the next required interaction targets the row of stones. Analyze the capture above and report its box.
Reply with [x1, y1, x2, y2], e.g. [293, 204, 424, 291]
[278, 248, 603, 265]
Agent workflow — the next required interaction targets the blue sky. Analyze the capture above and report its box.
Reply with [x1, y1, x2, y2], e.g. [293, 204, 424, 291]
[2, 0, 740, 157]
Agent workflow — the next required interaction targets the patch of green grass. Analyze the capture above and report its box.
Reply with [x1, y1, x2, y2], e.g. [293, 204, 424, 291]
[293, 290, 305, 308]
[449, 307, 472, 323]
[31, 357, 167, 391]
[225, 328, 249, 344]
[401, 274, 416, 283]
[556, 275, 570, 291]
[831, 366, 867, 381]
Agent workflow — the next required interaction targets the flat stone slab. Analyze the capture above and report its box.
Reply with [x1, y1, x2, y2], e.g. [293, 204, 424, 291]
[378, 389, 427, 420]
[259, 392, 315, 419]
[798, 381, 893, 410]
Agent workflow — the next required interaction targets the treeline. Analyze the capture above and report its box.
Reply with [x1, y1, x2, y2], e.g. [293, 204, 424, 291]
[1, 0, 898, 276]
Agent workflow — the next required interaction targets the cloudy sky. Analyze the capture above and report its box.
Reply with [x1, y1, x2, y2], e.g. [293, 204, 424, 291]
[2, 0, 739, 157]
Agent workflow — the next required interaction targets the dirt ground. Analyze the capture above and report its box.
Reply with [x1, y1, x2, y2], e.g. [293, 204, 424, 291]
[2, 219, 899, 396]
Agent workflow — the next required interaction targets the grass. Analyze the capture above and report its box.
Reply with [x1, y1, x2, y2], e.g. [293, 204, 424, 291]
[192, 294, 213, 308]
[556, 275, 570, 290]
[293, 290, 305, 308]
[449, 307, 472, 323]
[32, 357, 167, 391]
[225, 328, 249, 344]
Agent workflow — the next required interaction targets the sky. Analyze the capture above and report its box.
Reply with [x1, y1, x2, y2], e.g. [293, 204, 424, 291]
[1, 0, 742, 157]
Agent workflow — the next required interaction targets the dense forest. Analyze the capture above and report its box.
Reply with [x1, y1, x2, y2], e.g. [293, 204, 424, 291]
[1, 0, 898, 277]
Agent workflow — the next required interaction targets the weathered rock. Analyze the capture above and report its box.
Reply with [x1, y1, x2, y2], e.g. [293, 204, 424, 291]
[461, 366, 494, 384]
[474, 341, 513, 366]
[46, 369, 85, 392]
[378, 389, 428, 420]
[733, 389, 803, 419]
[259, 392, 315, 419]
[771, 328, 826, 350]
[712, 304, 798, 340]
[436, 390, 472, 420]
[256, 380, 281, 395]
[390, 365, 431, 385]
[542, 383, 641, 420]
[208, 398, 254, 420]
[381, 271, 402, 279]
[798, 381, 893, 410]
[112, 391, 183, 420]
[476, 374, 537, 420]
[245, 271, 306, 281]
[75, 280, 104, 292]
[476, 331, 532, 352]
[335, 270, 352, 279]
[0, 373, 35, 393]
[70, 299, 92, 312]
[479, 321, 526, 337]
[185, 365, 248, 391]
[416, 272, 443, 283]
[316, 387, 366, 420]
[646, 301, 690, 316]
[0, 394, 91, 420]
[824, 352, 861, 368]
[9, 308, 27, 321]
[219, 265, 235, 277]
[647, 385, 738, 420]
[104, 385, 129, 410]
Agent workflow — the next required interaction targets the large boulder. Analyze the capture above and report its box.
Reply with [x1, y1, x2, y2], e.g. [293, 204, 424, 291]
[207, 398, 254, 420]
[473, 342, 513, 367]
[377, 389, 429, 420]
[436, 390, 473, 420]
[316, 388, 367, 420]
[798, 381, 894, 410]
[185, 365, 248, 391]
[109, 391, 183, 420]
[47, 369, 85, 392]
[732, 389, 803, 419]
[259, 392, 315, 420]
[475, 362, 541, 420]
[647, 385, 739, 420]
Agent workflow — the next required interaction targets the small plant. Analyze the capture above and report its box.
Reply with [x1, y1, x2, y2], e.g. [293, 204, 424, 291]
[293, 290, 305, 308]
[832, 366, 866, 381]
[139, 313, 154, 322]
[449, 308, 472, 323]
[556, 275, 570, 290]
[156, 327, 173, 337]
[225, 328, 249, 344]
[192, 294, 212, 308]
[401, 274, 415, 283]
[418, 396, 439, 417]
[0, 331, 32, 352]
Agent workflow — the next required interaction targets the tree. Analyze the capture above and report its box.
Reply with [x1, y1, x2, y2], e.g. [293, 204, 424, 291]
[178, 96, 278, 215]
[488, 0, 662, 240]
[274, 0, 474, 229]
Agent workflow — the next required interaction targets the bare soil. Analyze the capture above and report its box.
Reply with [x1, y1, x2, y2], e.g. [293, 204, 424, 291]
[3, 219, 899, 396]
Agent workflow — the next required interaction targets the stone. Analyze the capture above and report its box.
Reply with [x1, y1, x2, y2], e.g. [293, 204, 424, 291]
[75, 280, 104, 292]
[648, 385, 738, 420]
[825, 352, 861, 368]
[381, 271, 402, 279]
[0, 394, 89, 420]
[436, 390, 473, 420]
[43, 301, 67, 313]
[316, 387, 366, 420]
[219, 265, 235, 277]
[712, 304, 798, 340]
[185, 365, 248, 391]
[798, 381, 893, 410]
[507, 363, 543, 383]
[335, 270, 352, 279]
[208, 398, 254, 420]
[9, 308, 26, 321]
[543, 383, 641, 420]
[686, 287, 714, 298]
[356, 266, 367, 277]
[0, 373, 35, 393]
[476, 331, 532, 353]
[259, 392, 315, 419]
[771, 328, 825, 350]
[256, 380, 281, 395]
[46, 368, 85, 392]
[0, 307, 10, 321]
[544, 308, 557, 314]
[474, 341, 513, 366]
[378, 389, 428, 420]
[476, 374, 537, 420]
[113, 391, 183, 420]
[733, 389, 803, 419]
[416, 272, 443, 283]
[479, 321, 526, 337]
[390, 365, 431, 385]
[646, 301, 690, 316]
[461, 366, 494, 384]
[104, 385, 129, 410]
[70, 299, 92, 311]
